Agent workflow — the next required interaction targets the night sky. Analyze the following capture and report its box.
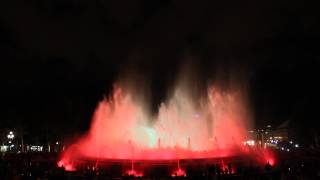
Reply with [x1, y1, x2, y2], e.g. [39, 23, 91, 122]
[0, 0, 319, 145]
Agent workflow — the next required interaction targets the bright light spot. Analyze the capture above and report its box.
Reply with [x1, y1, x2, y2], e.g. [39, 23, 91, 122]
[65, 164, 76, 171]
[7, 134, 14, 139]
[8, 141, 12, 144]
[124, 170, 143, 177]
[286, 149, 290, 152]
[171, 168, 186, 177]
[245, 140, 255, 146]
[295, 144, 299, 148]
[138, 127, 157, 148]
[9, 131, 13, 135]
[289, 141, 293, 144]
[281, 147, 284, 150]
[30, 146, 43, 152]
[56, 141, 59, 145]
[267, 159, 275, 166]
[57, 161, 64, 167]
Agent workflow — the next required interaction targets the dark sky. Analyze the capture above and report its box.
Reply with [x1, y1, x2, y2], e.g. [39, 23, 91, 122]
[0, 0, 319, 144]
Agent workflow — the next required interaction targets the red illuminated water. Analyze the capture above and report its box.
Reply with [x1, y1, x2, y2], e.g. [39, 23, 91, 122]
[58, 85, 274, 171]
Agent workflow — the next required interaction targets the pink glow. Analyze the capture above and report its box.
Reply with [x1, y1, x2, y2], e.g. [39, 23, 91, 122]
[267, 159, 275, 166]
[262, 149, 276, 166]
[171, 168, 186, 177]
[220, 160, 235, 174]
[247, 147, 277, 166]
[124, 169, 143, 177]
[59, 84, 254, 169]
[57, 160, 76, 171]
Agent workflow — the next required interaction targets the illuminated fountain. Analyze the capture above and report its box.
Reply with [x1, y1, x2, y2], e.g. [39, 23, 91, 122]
[58, 83, 275, 176]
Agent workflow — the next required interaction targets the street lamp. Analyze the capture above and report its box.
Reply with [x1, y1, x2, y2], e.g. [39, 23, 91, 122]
[7, 131, 14, 140]
[7, 131, 15, 152]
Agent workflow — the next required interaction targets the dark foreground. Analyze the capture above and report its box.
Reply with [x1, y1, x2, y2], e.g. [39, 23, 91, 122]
[1, 150, 320, 179]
